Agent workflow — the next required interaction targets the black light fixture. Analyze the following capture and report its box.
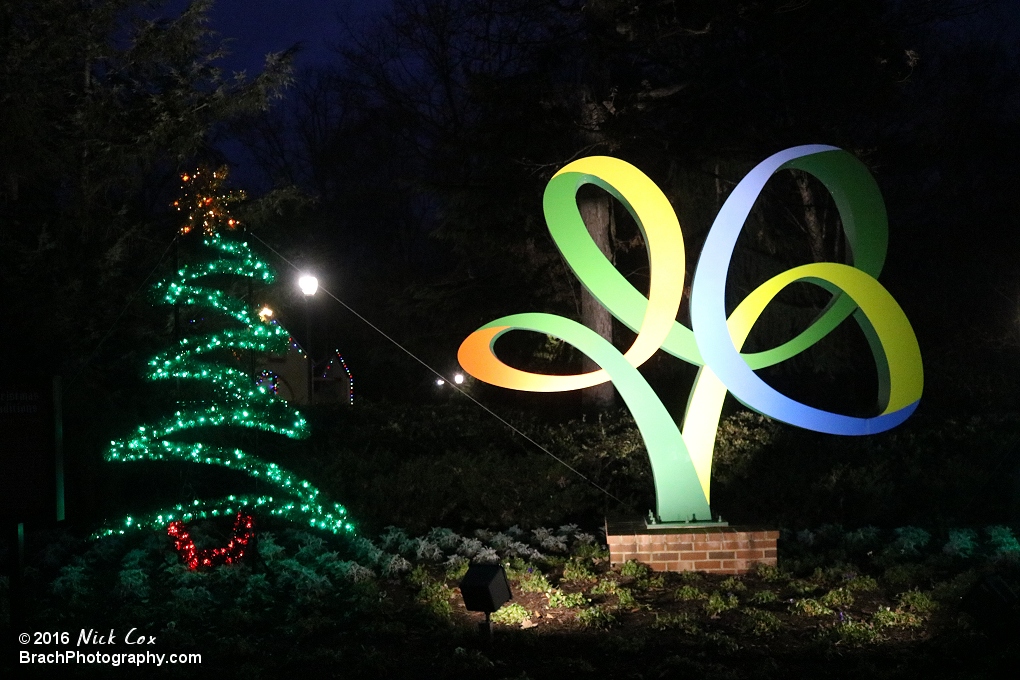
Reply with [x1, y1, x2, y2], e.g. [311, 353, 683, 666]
[460, 563, 512, 637]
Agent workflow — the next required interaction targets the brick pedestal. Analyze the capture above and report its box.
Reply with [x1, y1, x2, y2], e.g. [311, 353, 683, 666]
[605, 521, 778, 574]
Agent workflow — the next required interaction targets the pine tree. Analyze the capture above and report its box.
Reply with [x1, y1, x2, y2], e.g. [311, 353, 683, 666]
[96, 169, 353, 538]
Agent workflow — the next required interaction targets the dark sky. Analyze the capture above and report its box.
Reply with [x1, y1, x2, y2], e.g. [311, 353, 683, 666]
[206, 0, 387, 75]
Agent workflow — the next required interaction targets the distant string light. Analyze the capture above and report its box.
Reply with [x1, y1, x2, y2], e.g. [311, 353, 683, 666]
[320, 350, 354, 405]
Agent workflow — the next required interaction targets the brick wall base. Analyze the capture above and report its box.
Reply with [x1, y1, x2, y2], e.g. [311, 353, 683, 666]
[606, 521, 778, 575]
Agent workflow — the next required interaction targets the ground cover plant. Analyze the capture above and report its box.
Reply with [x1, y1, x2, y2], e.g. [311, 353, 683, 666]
[5, 521, 1020, 679]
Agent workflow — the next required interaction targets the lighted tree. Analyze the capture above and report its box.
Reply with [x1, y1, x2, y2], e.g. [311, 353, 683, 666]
[96, 169, 354, 538]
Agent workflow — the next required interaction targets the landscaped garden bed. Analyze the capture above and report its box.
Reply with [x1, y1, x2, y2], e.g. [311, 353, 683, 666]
[5, 521, 1018, 678]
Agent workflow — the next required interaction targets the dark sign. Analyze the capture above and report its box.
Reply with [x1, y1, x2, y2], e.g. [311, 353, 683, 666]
[0, 377, 64, 522]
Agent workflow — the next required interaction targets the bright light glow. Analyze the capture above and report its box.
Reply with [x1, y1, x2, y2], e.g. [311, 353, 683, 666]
[258, 306, 274, 320]
[435, 378, 445, 386]
[298, 274, 318, 296]
[453, 373, 465, 385]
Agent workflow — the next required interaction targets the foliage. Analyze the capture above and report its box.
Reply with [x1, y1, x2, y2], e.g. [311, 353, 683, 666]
[19, 517, 1020, 678]
[615, 587, 638, 609]
[739, 609, 782, 637]
[576, 604, 616, 629]
[635, 573, 665, 590]
[704, 592, 739, 618]
[836, 576, 876, 596]
[651, 612, 700, 634]
[872, 606, 922, 629]
[825, 618, 882, 646]
[789, 599, 834, 617]
[718, 576, 747, 593]
[887, 527, 932, 557]
[490, 602, 531, 626]
[547, 589, 588, 609]
[674, 585, 707, 602]
[943, 529, 979, 558]
[897, 589, 938, 616]
[748, 590, 779, 605]
[2, 0, 292, 417]
[619, 560, 650, 579]
[752, 562, 784, 582]
[590, 579, 619, 596]
[515, 569, 552, 594]
[561, 558, 597, 583]
[985, 525, 1020, 555]
[820, 588, 855, 609]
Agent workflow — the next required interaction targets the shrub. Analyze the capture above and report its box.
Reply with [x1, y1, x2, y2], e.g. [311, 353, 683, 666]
[515, 567, 552, 593]
[749, 590, 779, 605]
[789, 599, 833, 617]
[576, 604, 616, 629]
[674, 585, 707, 602]
[753, 562, 783, 582]
[943, 529, 979, 558]
[619, 560, 650, 579]
[820, 588, 854, 609]
[615, 587, 637, 609]
[409, 566, 453, 620]
[897, 589, 938, 616]
[719, 576, 746, 593]
[444, 556, 470, 581]
[740, 609, 782, 636]
[888, 527, 931, 557]
[787, 579, 818, 596]
[826, 618, 881, 646]
[704, 592, 739, 618]
[652, 612, 700, 633]
[561, 558, 596, 583]
[490, 602, 531, 626]
[590, 579, 619, 596]
[985, 525, 1020, 555]
[844, 575, 879, 592]
[872, 606, 922, 629]
[547, 589, 588, 608]
[636, 574, 665, 590]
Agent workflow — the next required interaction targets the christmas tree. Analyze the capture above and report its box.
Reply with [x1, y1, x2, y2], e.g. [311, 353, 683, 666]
[97, 168, 354, 539]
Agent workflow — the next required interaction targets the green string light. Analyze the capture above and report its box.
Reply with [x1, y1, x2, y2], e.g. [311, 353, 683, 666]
[96, 233, 354, 538]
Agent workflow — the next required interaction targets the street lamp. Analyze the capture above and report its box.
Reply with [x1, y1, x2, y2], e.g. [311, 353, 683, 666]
[298, 274, 318, 404]
[298, 275, 318, 296]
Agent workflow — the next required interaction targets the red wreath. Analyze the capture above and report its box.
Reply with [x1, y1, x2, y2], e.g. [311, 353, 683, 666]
[168, 512, 254, 570]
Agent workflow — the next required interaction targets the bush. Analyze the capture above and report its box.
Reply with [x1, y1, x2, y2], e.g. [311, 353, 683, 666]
[674, 584, 707, 602]
[619, 560, 650, 579]
[704, 592, 739, 618]
[789, 599, 833, 617]
[547, 589, 588, 608]
[820, 588, 854, 609]
[576, 604, 616, 629]
[826, 618, 882, 646]
[491, 602, 531, 626]
[739, 609, 782, 636]
[748, 590, 779, 605]
[652, 612, 700, 633]
[561, 558, 596, 583]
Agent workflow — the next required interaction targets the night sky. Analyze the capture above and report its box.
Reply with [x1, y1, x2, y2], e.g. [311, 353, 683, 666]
[206, 0, 386, 75]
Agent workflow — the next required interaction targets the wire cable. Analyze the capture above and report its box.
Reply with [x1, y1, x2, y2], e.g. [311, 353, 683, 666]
[248, 233, 632, 509]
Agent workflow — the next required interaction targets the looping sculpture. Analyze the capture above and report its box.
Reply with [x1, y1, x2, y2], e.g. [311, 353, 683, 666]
[459, 145, 923, 523]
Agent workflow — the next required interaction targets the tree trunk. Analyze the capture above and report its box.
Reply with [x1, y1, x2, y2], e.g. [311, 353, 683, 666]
[794, 170, 827, 263]
[579, 191, 616, 409]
